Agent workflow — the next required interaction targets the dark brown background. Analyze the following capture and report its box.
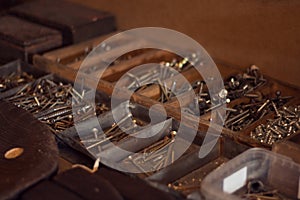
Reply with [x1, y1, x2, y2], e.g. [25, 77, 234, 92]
[69, 0, 300, 87]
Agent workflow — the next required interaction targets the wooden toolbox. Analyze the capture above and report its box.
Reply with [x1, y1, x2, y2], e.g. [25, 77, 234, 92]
[9, 0, 116, 45]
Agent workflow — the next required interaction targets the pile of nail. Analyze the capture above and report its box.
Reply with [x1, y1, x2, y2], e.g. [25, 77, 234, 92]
[83, 114, 141, 152]
[187, 65, 267, 116]
[224, 65, 266, 100]
[155, 80, 186, 103]
[242, 180, 287, 200]
[186, 81, 229, 115]
[224, 91, 292, 131]
[126, 55, 198, 103]
[251, 104, 299, 145]
[4, 76, 108, 133]
[0, 71, 34, 93]
[125, 131, 177, 175]
[126, 60, 180, 90]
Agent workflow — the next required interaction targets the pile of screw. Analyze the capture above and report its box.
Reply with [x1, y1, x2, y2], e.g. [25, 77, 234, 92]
[83, 114, 141, 152]
[225, 65, 266, 100]
[188, 65, 266, 115]
[224, 91, 292, 131]
[4, 76, 108, 133]
[0, 71, 34, 93]
[251, 104, 299, 145]
[242, 180, 287, 200]
[126, 131, 177, 175]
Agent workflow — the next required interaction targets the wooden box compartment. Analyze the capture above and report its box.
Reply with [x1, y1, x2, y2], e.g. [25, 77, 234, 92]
[116, 117, 202, 179]
[58, 102, 201, 167]
[40, 39, 179, 83]
[236, 98, 299, 147]
[0, 15, 62, 63]
[0, 71, 111, 136]
[147, 137, 249, 197]
[59, 103, 156, 154]
[10, 0, 116, 45]
[0, 59, 48, 94]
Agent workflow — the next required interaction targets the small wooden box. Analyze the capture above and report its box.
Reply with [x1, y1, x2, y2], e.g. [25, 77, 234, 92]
[10, 0, 116, 45]
[0, 15, 62, 63]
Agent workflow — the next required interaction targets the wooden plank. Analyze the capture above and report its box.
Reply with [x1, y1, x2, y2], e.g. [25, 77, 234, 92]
[0, 101, 58, 199]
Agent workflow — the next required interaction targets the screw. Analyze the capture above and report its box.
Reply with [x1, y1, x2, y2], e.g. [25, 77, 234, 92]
[251, 104, 299, 145]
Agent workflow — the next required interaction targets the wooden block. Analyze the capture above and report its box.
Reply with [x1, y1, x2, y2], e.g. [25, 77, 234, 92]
[0, 101, 58, 199]
[0, 15, 62, 63]
[10, 0, 116, 45]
